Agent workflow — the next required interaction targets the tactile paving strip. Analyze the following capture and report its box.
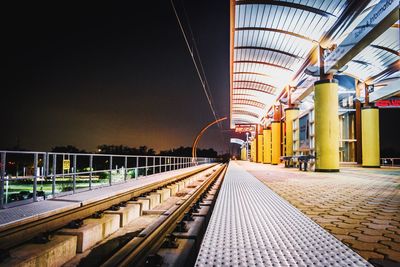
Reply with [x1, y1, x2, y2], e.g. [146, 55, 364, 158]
[195, 162, 371, 267]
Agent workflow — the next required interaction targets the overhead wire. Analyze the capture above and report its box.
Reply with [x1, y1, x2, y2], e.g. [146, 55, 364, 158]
[171, 0, 228, 154]
[170, 0, 223, 131]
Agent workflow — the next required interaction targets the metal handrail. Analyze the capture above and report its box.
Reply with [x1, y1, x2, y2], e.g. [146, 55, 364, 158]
[0, 150, 215, 208]
[380, 158, 400, 167]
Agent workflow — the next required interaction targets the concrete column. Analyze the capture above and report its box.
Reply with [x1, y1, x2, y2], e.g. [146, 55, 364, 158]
[241, 146, 247, 160]
[285, 108, 299, 156]
[314, 79, 339, 172]
[263, 129, 271, 163]
[361, 107, 380, 167]
[257, 134, 263, 163]
[271, 122, 281, 165]
[250, 139, 256, 162]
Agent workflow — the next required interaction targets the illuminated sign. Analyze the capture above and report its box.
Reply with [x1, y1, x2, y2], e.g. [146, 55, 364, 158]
[235, 124, 255, 133]
[375, 98, 400, 108]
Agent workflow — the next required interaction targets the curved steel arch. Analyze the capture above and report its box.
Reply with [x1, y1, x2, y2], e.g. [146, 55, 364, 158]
[234, 60, 294, 71]
[233, 80, 277, 89]
[235, 27, 315, 42]
[370, 45, 400, 56]
[232, 109, 261, 119]
[235, 1, 336, 18]
[232, 98, 266, 109]
[234, 46, 301, 59]
[233, 71, 271, 77]
[233, 87, 276, 95]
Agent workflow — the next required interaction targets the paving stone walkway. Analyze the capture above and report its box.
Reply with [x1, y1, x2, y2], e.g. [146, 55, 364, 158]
[237, 161, 400, 266]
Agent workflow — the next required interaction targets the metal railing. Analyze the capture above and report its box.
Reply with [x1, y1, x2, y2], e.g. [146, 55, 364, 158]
[0, 150, 213, 208]
[380, 158, 400, 167]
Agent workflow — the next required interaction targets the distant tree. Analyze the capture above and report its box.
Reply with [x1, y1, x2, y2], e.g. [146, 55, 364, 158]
[52, 145, 86, 153]
[97, 144, 156, 156]
[159, 147, 218, 158]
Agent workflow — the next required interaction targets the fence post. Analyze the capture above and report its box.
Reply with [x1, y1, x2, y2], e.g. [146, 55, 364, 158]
[124, 156, 127, 181]
[0, 152, 6, 208]
[33, 153, 38, 202]
[73, 154, 77, 193]
[109, 156, 113, 186]
[153, 156, 156, 174]
[89, 155, 93, 190]
[135, 157, 139, 178]
[145, 157, 148, 176]
[52, 154, 56, 196]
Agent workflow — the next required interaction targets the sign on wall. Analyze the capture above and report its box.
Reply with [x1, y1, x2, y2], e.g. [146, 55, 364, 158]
[235, 124, 256, 133]
[375, 97, 400, 108]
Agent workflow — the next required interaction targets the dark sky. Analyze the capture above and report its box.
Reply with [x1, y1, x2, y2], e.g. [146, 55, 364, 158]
[3, 1, 232, 154]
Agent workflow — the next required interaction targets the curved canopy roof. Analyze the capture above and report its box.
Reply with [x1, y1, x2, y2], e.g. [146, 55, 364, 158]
[230, 0, 400, 127]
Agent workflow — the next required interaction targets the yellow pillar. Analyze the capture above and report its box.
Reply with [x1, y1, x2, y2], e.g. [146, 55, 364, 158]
[361, 107, 380, 167]
[271, 122, 281, 165]
[250, 139, 256, 162]
[314, 79, 339, 172]
[285, 108, 299, 156]
[263, 129, 271, 163]
[257, 134, 263, 163]
[240, 146, 247, 160]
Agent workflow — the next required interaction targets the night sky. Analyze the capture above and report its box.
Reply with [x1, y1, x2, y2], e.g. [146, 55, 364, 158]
[3, 1, 399, 155]
[4, 1, 231, 154]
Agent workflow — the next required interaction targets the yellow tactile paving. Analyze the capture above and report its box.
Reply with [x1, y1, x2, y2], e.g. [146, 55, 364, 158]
[237, 161, 400, 265]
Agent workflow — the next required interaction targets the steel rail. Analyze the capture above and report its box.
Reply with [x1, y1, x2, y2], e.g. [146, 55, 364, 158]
[102, 164, 227, 267]
[0, 164, 217, 250]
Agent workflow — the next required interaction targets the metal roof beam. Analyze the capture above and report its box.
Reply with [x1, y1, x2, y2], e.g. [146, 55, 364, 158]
[370, 44, 400, 56]
[235, 27, 315, 42]
[233, 80, 276, 89]
[234, 46, 301, 58]
[234, 60, 293, 71]
[235, 0, 336, 18]
[232, 109, 260, 118]
[233, 71, 271, 77]
[232, 99, 266, 108]
[233, 87, 276, 95]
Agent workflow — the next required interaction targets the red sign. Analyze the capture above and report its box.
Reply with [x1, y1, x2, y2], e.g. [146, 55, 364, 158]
[375, 98, 400, 108]
[235, 124, 256, 133]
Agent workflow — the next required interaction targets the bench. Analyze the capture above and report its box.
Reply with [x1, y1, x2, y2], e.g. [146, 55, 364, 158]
[297, 155, 315, 171]
[281, 156, 295, 168]
[280, 155, 315, 171]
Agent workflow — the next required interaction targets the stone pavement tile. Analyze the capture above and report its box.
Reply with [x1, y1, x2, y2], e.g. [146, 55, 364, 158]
[380, 241, 400, 252]
[347, 213, 370, 220]
[376, 248, 400, 262]
[344, 239, 388, 251]
[313, 217, 341, 224]
[367, 218, 393, 225]
[356, 251, 384, 261]
[324, 225, 360, 235]
[387, 227, 400, 235]
[342, 218, 367, 225]
[335, 234, 356, 241]
[361, 222, 392, 230]
[349, 233, 390, 243]
[335, 222, 363, 229]
[357, 227, 394, 236]
[384, 233, 400, 243]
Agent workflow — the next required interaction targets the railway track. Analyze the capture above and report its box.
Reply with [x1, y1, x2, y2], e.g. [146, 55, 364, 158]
[102, 163, 227, 267]
[0, 164, 217, 250]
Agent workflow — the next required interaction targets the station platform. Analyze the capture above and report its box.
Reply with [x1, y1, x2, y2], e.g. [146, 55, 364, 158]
[0, 164, 213, 231]
[196, 161, 400, 266]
